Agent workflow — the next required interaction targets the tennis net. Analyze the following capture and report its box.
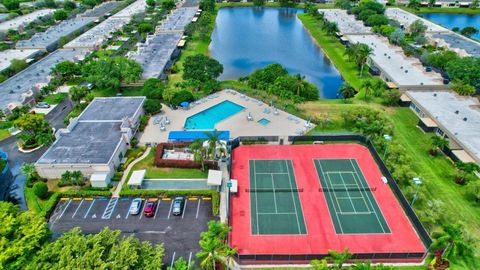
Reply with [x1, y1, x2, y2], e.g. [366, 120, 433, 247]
[319, 187, 376, 192]
[245, 188, 304, 193]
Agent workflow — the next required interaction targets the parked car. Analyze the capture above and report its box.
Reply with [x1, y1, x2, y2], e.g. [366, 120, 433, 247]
[143, 200, 157, 217]
[172, 197, 185, 216]
[35, 102, 50, 108]
[129, 198, 142, 215]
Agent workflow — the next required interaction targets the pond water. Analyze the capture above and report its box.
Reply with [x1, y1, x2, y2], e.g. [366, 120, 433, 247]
[209, 7, 343, 99]
[420, 13, 480, 40]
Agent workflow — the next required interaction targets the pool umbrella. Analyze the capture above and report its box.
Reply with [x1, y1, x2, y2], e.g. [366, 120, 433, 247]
[180, 101, 189, 108]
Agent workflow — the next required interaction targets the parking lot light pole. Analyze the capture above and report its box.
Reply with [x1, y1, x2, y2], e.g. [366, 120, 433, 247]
[383, 134, 393, 160]
[411, 177, 423, 206]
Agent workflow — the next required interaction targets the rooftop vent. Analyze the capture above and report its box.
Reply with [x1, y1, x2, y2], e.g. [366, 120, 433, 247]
[433, 93, 437, 97]
[455, 110, 459, 114]
[463, 117, 467, 121]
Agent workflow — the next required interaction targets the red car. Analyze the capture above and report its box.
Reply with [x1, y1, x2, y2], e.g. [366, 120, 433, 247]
[143, 200, 157, 217]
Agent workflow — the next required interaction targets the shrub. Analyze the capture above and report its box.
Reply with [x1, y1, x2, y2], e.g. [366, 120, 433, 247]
[139, 115, 149, 132]
[143, 99, 162, 115]
[33, 182, 49, 199]
[171, 90, 194, 106]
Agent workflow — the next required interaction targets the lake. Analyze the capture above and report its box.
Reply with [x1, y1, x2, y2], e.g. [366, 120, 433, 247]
[209, 7, 343, 99]
[420, 13, 480, 40]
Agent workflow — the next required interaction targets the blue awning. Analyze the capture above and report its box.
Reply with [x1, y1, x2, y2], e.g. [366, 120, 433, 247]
[168, 131, 230, 142]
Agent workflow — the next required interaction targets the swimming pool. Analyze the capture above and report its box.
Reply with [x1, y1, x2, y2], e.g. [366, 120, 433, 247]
[184, 100, 245, 130]
[258, 118, 271, 126]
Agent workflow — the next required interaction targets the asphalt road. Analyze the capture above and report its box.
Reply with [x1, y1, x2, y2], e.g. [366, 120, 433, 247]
[49, 196, 217, 267]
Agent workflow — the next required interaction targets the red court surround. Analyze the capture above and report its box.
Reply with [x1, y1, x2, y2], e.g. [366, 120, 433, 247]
[230, 144, 427, 263]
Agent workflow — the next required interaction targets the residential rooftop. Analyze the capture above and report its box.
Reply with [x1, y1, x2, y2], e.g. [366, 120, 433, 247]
[0, 48, 90, 109]
[78, 97, 146, 121]
[64, 17, 129, 49]
[385, 8, 449, 33]
[318, 9, 372, 35]
[0, 49, 42, 72]
[156, 7, 197, 32]
[128, 32, 182, 78]
[406, 91, 480, 163]
[428, 32, 480, 58]
[16, 17, 95, 50]
[0, 9, 55, 32]
[112, 0, 146, 18]
[346, 34, 444, 87]
[0, 14, 8, 22]
[81, 1, 122, 18]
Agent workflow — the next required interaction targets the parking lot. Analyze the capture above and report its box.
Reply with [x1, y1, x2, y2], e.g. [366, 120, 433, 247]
[49, 196, 217, 267]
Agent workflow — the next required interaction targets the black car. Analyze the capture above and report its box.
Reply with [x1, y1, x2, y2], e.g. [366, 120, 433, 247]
[172, 197, 185, 216]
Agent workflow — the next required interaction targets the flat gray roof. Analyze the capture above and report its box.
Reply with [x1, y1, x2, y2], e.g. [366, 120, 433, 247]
[407, 91, 480, 162]
[0, 9, 54, 32]
[81, 1, 121, 18]
[0, 48, 90, 109]
[318, 9, 372, 35]
[429, 32, 480, 58]
[157, 7, 197, 31]
[0, 49, 41, 72]
[16, 17, 95, 50]
[346, 34, 444, 87]
[64, 17, 129, 48]
[112, 0, 146, 18]
[78, 97, 145, 121]
[386, 8, 449, 33]
[36, 122, 123, 164]
[128, 32, 182, 78]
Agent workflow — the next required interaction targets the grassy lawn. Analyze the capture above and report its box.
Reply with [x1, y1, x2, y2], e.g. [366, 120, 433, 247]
[24, 188, 59, 214]
[129, 151, 208, 179]
[418, 7, 480, 14]
[297, 14, 367, 93]
[387, 108, 480, 269]
[217, 2, 334, 8]
[42, 93, 67, 105]
[0, 128, 10, 141]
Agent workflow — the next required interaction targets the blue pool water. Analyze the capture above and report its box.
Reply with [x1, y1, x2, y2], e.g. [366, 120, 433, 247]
[420, 13, 480, 40]
[184, 100, 245, 130]
[210, 7, 343, 99]
[258, 118, 271, 126]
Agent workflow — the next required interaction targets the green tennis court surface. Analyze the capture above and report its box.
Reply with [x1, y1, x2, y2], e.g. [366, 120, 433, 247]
[314, 159, 390, 234]
[249, 160, 307, 235]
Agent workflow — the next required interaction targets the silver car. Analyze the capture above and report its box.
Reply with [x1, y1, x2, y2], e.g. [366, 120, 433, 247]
[129, 198, 143, 215]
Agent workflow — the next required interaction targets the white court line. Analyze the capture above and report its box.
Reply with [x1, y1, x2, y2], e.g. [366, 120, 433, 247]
[188, 252, 192, 268]
[154, 199, 161, 219]
[72, 199, 84, 218]
[257, 212, 297, 215]
[195, 199, 201, 219]
[167, 200, 174, 219]
[58, 199, 72, 220]
[285, 160, 302, 234]
[181, 199, 188, 219]
[339, 173, 358, 213]
[317, 160, 344, 234]
[350, 171, 372, 213]
[170, 252, 176, 268]
[253, 160, 260, 234]
[139, 200, 148, 220]
[84, 199, 96, 219]
[270, 174, 278, 213]
[349, 159, 389, 233]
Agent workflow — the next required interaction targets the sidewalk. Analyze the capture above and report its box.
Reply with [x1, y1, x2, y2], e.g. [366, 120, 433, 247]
[112, 147, 151, 197]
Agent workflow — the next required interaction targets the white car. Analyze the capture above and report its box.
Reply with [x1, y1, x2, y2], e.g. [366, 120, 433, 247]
[129, 198, 143, 215]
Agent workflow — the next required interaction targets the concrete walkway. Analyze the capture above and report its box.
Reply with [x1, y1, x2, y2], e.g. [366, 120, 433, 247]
[112, 147, 151, 197]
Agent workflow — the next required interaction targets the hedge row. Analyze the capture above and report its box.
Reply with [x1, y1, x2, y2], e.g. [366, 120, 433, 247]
[154, 143, 218, 170]
[120, 189, 220, 216]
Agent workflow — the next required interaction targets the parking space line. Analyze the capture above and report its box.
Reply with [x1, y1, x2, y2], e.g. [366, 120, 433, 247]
[84, 199, 96, 219]
[72, 197, 82, 201]
[58, 199, 72, 220]
[162, 198, 171, 201]
[154, 199, 161, 219]
[182, 199, 188, 219]
[72, 199, 84, 218]
[126, 199, 136, 219]
[170, 252, 176, 268]
[188, 252, 192, 268]
[84, 198, 93, 201]
[139, 200, 148, 220]
[167, 200, 174, 219]
[196, 199, 201, 219]
[188, 197, 197, 200]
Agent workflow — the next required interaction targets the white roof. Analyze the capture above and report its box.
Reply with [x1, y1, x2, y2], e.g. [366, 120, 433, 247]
[407, 91, 480, 163]
[207, 169, 222, 186]
[90, 172, 109, 182]
[318, 9, 372, 35]
[385, 8, 449, 33]
[0, 9, 55, 32]
[346, 34, 443, 87]
[128, 169, 146, 186]
[0, 49, 40, 72]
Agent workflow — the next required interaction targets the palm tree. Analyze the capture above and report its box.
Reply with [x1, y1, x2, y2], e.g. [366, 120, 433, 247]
[352, 261, 372, 269]
[197, 237, 225, 270]
[431, 224, 473, 260]
[326, 248, 352, 269]
[311, 259, 329, 270]
[294, 74, 306, 96]
[371, 78, 386, 97]
[21, 163, 37, 179]
[430, 136, 449, 156]
[168, 257, 191, 270]
[190, 139, 206, 171]
[339, 82, 356, 100]
[361, 79, 374, 101]
[356, 43, 373, 77]
[344, 45, 357, 62]
[205, 130, 222, 159]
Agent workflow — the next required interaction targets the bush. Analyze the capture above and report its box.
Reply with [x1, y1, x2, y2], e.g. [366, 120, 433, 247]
[171, 90, 194, 106]
[143, 99, 162, 115]
[33, 182, 49, 199]
[143, 78, 165, 99]
[139, 115, 149, 132]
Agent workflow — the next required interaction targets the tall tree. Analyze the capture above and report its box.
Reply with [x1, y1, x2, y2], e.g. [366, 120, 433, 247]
[431, 224, 473, 260]
[14, 114, 54, 148]
[82, 57, 142, 91]
[460, 26, 479, 37]
[196, 221, 236, 270]
[326, 248, 353, 269]
[183, 54, 223, 83]
[361, 79, 374, 101]
[339, 82, 356, 100]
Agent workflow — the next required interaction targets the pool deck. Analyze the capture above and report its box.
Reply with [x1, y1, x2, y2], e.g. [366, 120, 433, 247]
[138, 89, 315, 145]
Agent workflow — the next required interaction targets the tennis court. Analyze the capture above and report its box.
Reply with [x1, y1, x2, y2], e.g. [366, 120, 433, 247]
[314, 158, 390, 234]
[249, 160, 307, 235]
